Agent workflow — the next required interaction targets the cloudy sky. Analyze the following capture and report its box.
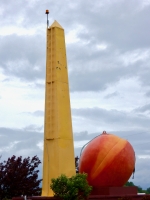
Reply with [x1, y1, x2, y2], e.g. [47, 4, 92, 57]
[0, 0, 150, 189]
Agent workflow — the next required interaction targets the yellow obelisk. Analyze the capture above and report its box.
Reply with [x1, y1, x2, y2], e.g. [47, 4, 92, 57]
[42, 20, 76, 196]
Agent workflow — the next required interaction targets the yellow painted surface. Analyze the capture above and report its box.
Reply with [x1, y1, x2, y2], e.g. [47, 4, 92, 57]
[42, 20, 76, 196]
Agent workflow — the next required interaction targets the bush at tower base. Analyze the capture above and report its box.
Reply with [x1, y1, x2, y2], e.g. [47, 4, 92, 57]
[79, 131, 135, 187]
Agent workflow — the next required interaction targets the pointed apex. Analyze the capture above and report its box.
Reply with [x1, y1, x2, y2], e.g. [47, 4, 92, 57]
[50, 20, 63, 29]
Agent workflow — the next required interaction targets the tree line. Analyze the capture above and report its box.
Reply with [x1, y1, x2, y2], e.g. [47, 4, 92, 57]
[125, 181, 150, 194]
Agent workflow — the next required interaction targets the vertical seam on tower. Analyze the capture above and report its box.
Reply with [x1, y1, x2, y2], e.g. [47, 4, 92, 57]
[55, 27, 60, 175]
[48, 27, 51, 195]
[49, 27, 52, 193]
[51, 28, 53, 139]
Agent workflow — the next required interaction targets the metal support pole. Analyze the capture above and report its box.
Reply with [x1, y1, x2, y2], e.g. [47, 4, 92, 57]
[45, 10, 49, 28]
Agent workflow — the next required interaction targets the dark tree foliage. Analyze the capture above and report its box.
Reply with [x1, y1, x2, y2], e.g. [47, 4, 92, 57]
[125, 182, 150, 194]
[75, 156, 79, 173]
[137, 186, 143, 193]
[124, 181, 135, 187]
[0, 155, 42, 199]
[147, 187, 150, 194]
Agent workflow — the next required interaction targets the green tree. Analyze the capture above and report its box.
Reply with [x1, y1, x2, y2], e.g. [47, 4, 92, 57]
[125, 181, 135, 186]
[147, 187, 150, 194]
[50, 173, 92, 200]
[0, 155, 42, 199]
[137, 186, 143, 193]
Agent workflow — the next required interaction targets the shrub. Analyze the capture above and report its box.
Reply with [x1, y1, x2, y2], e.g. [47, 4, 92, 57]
[50, 173, 92, 200]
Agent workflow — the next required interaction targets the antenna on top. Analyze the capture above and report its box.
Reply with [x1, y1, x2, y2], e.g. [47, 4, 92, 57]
[45, 10, 49, 28]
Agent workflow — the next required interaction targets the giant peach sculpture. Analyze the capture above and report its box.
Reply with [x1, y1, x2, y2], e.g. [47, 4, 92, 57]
[79, 131, 135, 187]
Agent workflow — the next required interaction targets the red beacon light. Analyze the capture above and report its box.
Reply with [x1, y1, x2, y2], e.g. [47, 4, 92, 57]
[45, 10, 49, 14]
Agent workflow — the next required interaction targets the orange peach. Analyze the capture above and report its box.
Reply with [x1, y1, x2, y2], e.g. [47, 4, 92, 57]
[79, 131, 135, 187]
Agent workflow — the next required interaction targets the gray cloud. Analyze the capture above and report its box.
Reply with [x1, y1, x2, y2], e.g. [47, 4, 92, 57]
[145, 91, 150, 97]
[0, 0, 150, 92]
[0, 34, 45, 81]
[104, 91, 119, 99]
[68, 44, 150, 91]
[74, 0, 150, 50]
[22, 110, 44, 117]
[134, 104, 150, 113]
[0, 126, 43, 180]
[23, 124, 43, 132]
[72, 107, 150, 130]
[0, 127, 43, 160]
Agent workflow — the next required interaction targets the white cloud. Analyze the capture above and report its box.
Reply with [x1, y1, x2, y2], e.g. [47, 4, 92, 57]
[138, 155, 150, 159]
[66, 25, 88, 45]
[96, 43, 108, 50]
[120, 49, 150, 66]
[37, 141, 43, 151]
